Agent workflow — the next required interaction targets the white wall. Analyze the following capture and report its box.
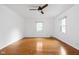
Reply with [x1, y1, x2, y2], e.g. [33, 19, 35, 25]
[0, 5, 25, 49]
[24, 17, 55, 37]
[54, 5, 79, 50]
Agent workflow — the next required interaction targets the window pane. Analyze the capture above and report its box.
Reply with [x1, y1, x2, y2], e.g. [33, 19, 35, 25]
[61, 17, 66, 33]
[62, 26, 66, 33]
[62, 18, 66, 25]
[36, 22, 43, 32]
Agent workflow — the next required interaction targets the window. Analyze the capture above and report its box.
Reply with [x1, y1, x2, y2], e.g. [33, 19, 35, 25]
[36, 22, 43, 32]
[61, 17, 66, 33]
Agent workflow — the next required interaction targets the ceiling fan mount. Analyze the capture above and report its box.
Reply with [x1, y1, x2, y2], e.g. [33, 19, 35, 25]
[29, 4, 48, 14]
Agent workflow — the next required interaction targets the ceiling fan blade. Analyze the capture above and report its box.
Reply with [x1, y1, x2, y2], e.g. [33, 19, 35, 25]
[29, 9, 38, 10]
[41, 11, 44, 14]
[41, 4, 48, 9]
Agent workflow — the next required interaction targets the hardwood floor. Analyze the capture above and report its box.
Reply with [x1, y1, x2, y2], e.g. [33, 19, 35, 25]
[0, 37, 79, 55]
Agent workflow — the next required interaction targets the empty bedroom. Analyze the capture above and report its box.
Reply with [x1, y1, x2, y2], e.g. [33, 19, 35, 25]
[0, 4, 79, 55]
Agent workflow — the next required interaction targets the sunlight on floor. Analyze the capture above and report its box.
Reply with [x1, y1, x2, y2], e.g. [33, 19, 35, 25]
[36, 41, 43, 53]
[60, 46, 67, 55]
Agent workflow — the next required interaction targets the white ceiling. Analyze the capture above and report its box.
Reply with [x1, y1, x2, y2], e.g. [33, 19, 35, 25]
[4, 4, 74, 19]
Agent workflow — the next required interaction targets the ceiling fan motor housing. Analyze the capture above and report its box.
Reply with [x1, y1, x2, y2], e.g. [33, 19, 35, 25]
[38, 6, 42, 10]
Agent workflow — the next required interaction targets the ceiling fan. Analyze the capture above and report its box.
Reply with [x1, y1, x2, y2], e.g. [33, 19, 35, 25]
[29, 4, 48, 14]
